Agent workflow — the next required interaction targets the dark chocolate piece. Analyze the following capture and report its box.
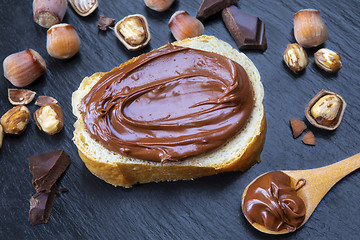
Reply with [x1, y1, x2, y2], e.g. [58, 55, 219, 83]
[28, 150, 71, 192]
[29, 185, 59, 226]
[196, 0, 238, 20]
[97, 15, 115, 31]
[222, 6, 267, 51]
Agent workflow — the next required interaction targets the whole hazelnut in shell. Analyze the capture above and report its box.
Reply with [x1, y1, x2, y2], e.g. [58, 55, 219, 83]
[47, 23, 81, 59]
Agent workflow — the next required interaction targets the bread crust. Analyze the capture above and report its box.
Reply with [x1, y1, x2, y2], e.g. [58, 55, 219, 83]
[72, 35, 266, 187]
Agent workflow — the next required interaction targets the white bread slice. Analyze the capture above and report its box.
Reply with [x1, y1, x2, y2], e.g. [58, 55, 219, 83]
[72, 35, 266, 187]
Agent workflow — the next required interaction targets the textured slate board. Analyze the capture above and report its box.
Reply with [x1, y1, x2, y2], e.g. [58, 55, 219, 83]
[1, 0, 360, 239]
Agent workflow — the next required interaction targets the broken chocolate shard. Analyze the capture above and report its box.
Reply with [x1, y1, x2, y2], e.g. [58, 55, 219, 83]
[29, 185, 58, 226]
[28, 150, 71, 193]
[97, 15, 115, 31]
[222, 6, 267, 51]
[196, 0, 238, 21]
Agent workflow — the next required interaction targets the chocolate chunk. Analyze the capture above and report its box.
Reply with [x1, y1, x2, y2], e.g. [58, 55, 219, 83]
[196, 0, 238, 20]
[97, 15, 115, 31]
[28, 150, 71, 192]
[222, 6, 267, 51]
[29, 185, 59, 226]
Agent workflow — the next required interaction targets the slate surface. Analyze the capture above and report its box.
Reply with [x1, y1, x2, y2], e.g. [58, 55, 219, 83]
[1, 0, 360, 239]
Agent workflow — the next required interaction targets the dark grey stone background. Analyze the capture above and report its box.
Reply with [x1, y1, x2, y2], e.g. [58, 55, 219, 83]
[1, 0, 359, 239]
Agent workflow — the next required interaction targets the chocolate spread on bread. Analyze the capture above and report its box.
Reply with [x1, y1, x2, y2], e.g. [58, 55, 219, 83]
[242, 171, 306, 232]
[80, 44, 254, 162]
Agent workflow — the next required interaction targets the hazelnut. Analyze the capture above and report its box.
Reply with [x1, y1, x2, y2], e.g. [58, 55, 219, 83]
[69, 0, 98, 17]
[305, 90, 346, 130]
[293, 9, 328, 48]
[144, 0, 175, 12]
[314, 48, 342, 73]
[3, 49, 46, 87]
[114, 14, 151, 51]
[283, 43, 309, 73]
[34, 104, 64, 135]
[311, 95, 341, 126]
[168, 11, 204, 41]
[47, 23, 81, 59]
[8, 89, 36, 105]
[1, 105, 30, 135]
[33, 0, 68, 28]
[0, 124, 3, 149]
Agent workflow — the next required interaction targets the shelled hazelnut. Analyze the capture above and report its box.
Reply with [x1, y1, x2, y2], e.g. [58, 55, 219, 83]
[1, 105, 30, 135]
[33, 0, 68, 28]
[305, 90, 346, 130]
[283, 43, 309, 73]
[69, 0, 98, 17]
[314, 48, 342, 73]
[114, 14, 151, 51]
[293, 9, 328, 48]
[3, 49, 46, 87]
[47, 23, 81, 59]
[34, 104, 64, 135]
[168, 11, 204, 41]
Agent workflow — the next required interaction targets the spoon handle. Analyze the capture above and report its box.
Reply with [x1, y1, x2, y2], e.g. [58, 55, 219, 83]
[283, 152, 360, 224]
[286, 152, 360, 187]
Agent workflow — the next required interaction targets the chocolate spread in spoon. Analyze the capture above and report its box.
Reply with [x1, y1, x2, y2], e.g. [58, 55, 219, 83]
[242, 171, 306, 232]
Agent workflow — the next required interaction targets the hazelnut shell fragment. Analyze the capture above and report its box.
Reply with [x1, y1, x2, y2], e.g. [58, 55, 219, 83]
[35, 96, 58, 106]
[1, 105, 30, 135]
[34, 104, 64, 135]
[97, 16, 115, 31]
[305, 90, 346, 130]
[302, 131, 316, 146]
[114, 14, 151, 51]
[8, 89, 36, 105]
[290, 118, 307, 138]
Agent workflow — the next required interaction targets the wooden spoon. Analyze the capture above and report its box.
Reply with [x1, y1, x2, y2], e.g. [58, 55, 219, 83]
[242, 152, 360, 234]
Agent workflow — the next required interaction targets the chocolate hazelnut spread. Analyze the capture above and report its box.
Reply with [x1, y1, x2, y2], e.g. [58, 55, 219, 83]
[79, 44, 253, 162]
[242, 171, 306, 232]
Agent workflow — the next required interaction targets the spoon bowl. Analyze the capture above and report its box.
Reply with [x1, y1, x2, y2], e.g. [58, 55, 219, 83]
[242, 152, 360, 234]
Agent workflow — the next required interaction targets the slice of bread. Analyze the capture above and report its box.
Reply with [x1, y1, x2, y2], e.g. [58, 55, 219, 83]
[72, 35, 266, 187]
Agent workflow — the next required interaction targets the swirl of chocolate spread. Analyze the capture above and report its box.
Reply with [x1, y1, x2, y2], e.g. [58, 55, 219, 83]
[242, 171, 306, 232]
[79, 44, 254, 162]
